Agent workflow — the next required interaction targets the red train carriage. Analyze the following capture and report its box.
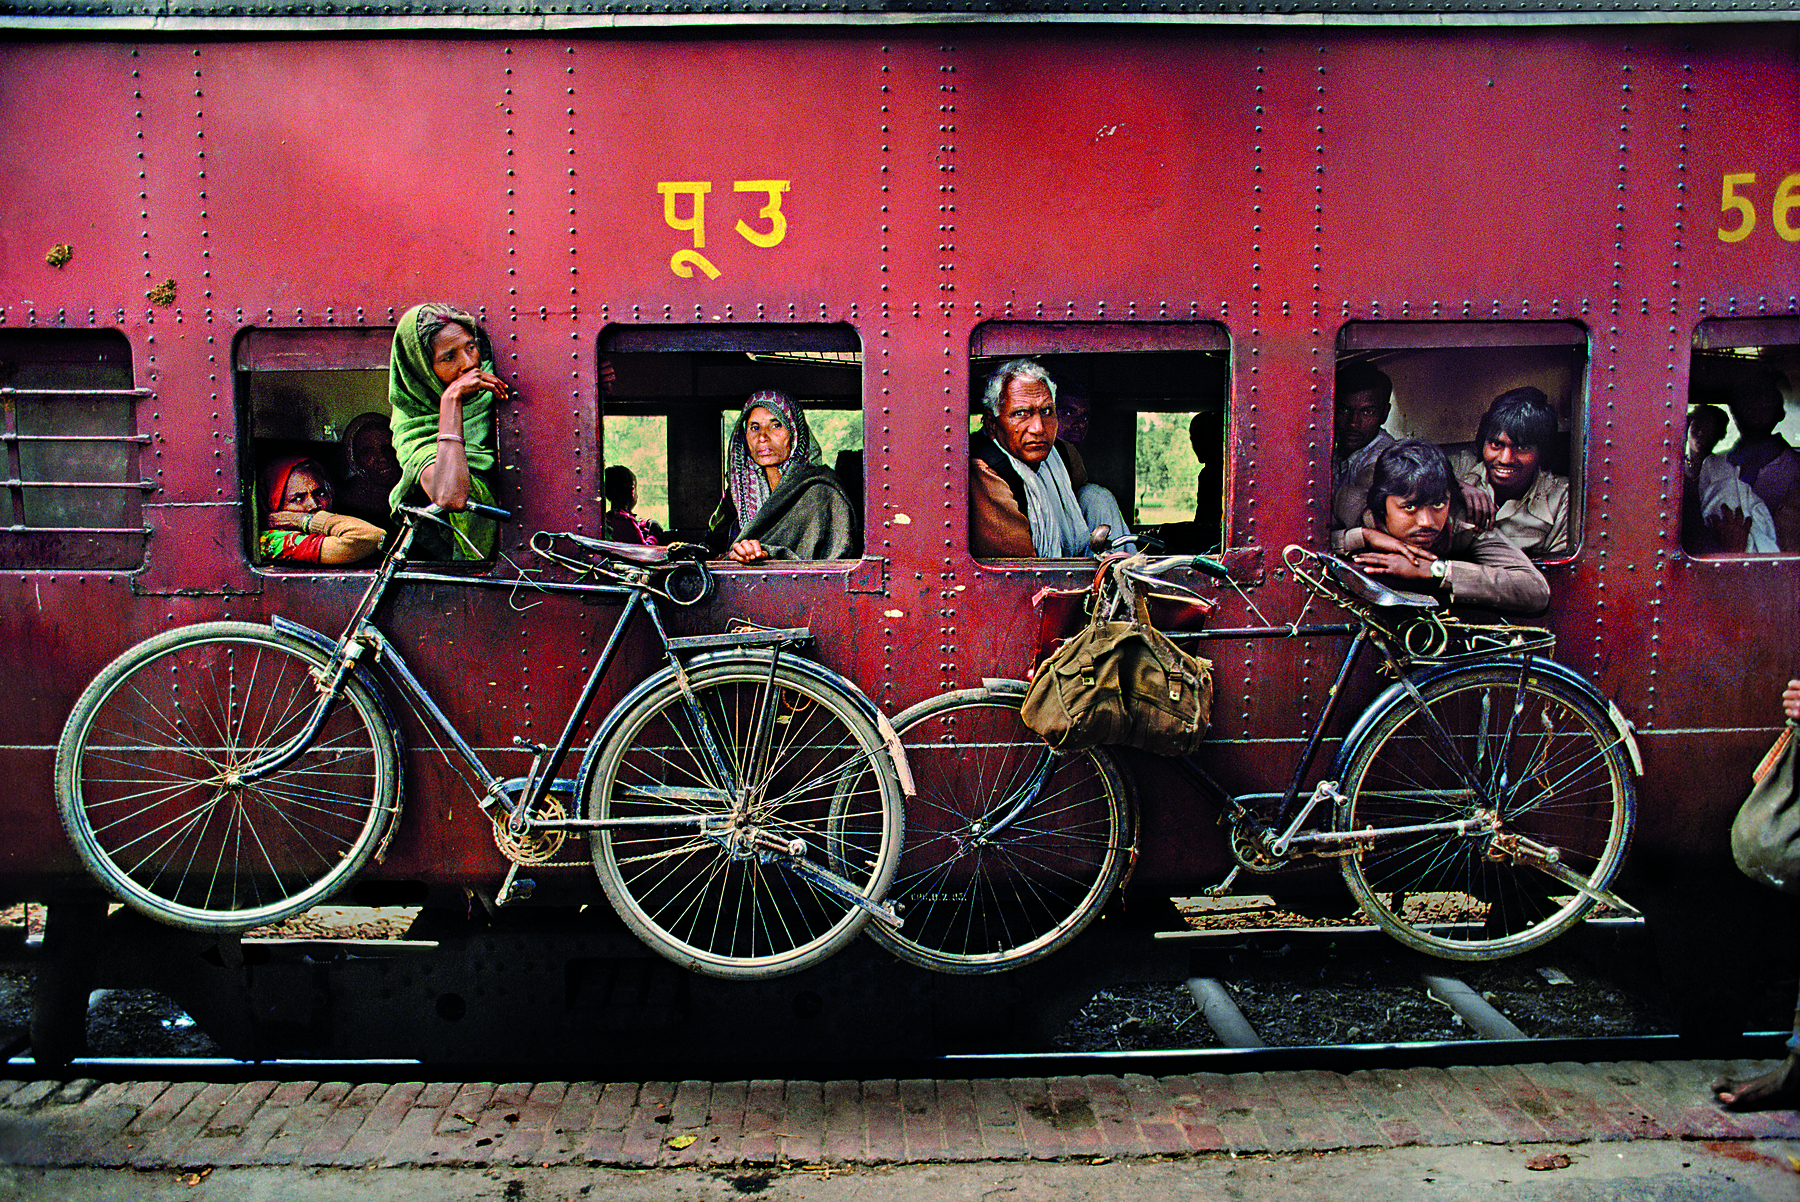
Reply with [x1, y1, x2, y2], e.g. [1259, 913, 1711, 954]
[1, 2, 1796, 1058]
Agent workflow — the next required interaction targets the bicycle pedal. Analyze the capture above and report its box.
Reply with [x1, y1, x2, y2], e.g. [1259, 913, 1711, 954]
[1201, 867, 1242, 897]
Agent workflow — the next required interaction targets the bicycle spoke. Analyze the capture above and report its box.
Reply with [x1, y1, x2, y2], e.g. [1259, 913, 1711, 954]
[871, 687, 1133, 972]
[1338, 667, 1633, 961]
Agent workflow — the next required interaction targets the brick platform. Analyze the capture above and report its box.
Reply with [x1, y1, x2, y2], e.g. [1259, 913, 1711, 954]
[0, 1063, 1797, 1169]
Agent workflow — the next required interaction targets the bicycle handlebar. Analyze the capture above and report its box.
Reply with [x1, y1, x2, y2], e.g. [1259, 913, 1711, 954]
[1124, 553, 1232, 581]
[398, 500, 514, 524]
[462, 500, 513, 522]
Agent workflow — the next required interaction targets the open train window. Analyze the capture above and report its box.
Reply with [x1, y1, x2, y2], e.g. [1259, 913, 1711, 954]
[1333, 323, 1589, 562]
[1684, 319, 1800, 558]
[235, 327, 424, 568]
[598, 324, 863, 562]
[967, 323, 1230, 561]
[0, 329, 146, 570]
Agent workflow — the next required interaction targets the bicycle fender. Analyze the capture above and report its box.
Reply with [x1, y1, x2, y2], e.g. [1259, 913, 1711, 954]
[1519, 658, 1643, 777]
[269, 613, 333, 652]
[268, 614, 410, 799]
[1329, 657, 1642, 780]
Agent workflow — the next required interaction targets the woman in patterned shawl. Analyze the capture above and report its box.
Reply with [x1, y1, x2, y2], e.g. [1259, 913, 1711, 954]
[387, 302, 508, 560]
[708, 390, 857, 563]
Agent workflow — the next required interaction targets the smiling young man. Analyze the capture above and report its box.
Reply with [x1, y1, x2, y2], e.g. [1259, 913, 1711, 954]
[1445, 387, 1571, 557]
[1340, 439, 1550, 615]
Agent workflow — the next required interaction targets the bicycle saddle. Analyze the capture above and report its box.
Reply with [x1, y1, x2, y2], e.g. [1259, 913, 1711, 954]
[1320, 554, 1439, 610]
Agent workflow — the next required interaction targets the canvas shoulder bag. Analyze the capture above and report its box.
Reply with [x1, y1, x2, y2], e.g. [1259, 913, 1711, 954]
[1021, 591, 1213, 756]
[1731, 723, 1800, 895]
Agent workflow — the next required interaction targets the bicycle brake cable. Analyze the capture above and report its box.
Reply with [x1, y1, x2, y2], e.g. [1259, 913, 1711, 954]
[499, 551, 553, 613]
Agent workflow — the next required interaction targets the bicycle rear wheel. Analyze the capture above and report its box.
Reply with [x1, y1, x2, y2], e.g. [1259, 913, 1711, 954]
[54, 622, 400, 933]
[869, 683, 1136, 973]
[586, 656, 903, 980]
[1335, 663, 1634, 960]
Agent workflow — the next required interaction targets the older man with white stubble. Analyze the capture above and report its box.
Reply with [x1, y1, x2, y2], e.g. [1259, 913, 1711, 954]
[968, 358, 1134, 558]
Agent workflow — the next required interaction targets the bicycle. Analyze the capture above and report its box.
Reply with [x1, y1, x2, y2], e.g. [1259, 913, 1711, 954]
[871, 545, 1639, 973]
[54, 503, 908, 980]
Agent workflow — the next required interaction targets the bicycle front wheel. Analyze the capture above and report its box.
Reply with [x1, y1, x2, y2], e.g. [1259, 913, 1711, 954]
[587, 657, 904, 980]
[54, 622, 400, 932]
[1335, 663, 1635, 961]
[869, 683, 1136, 973]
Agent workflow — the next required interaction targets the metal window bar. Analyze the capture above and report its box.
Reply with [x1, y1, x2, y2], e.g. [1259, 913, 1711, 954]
[1, 527, 149, 535]
[1, 434, 153, 444]
[0, 388, 152, 397]
[2, 386, 153, 530]
[3, 479, 157, 489]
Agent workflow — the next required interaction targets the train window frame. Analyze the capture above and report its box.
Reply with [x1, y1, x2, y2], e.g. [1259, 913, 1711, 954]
[234, 325, 450, 573]
[598, 323, 869, 572]
[1683, 317, 1800, 560]
[0, 328, 148, 571]
[1333, 321, 1590, 566]
[966, 321, 1232, 566]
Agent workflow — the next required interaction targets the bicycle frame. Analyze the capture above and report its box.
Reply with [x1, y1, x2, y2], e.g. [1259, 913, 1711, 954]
[243, 511, 807, 835]
[244, 508, 908, 928]
[1098, 549, 1635, 884]
[986, 602, 1435, 868]
[871, 549, 1641, 972]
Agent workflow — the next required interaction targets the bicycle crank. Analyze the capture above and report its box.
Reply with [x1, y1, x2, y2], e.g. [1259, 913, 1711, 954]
[701, 826, 905, 930]
[1491, 831, 1641, 917]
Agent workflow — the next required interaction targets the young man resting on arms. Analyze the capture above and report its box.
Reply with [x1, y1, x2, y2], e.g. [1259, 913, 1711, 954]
[1337, 439, 1550, 616]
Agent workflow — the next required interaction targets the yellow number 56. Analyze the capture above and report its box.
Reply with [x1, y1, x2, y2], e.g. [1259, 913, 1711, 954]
[1719, 172, 1800, 244]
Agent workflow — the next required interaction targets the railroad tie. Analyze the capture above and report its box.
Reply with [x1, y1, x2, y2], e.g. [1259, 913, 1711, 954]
[1186, 977, 1265, 1048]
[1420, 973, 1528, 1041]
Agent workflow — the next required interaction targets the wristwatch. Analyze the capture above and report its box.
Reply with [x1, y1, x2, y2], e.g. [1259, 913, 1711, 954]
[1428, 559, 1449, 581]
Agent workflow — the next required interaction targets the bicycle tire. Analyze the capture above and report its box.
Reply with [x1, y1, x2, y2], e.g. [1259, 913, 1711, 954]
[54, 621, 400, 933]
[586, 655, 904, 980]
[1335, 662, 1635, 961]
[868, 683, 1136, 974]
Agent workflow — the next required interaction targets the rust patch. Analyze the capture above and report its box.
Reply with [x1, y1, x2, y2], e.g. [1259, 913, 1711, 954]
[45, 243, 72, 269]
[1699, 1140, 1798, 1172]
[147, 278, 177, 307]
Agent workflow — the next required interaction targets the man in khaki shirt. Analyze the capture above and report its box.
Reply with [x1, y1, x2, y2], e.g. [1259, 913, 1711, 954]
[1443, 387, 1571, 558]
[1340, 439, 1550, 616]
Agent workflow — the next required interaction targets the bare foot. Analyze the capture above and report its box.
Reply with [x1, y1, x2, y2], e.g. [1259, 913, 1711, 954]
[1713, 1055, 1800, 1111]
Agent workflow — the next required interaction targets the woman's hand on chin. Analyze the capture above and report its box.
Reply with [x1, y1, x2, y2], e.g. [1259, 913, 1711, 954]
[440, 368, 509, 408]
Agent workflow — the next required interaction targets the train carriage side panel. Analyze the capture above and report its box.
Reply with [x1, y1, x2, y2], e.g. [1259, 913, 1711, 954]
[1, 24, 1797, 918]
[1634, 27, 1800, 860]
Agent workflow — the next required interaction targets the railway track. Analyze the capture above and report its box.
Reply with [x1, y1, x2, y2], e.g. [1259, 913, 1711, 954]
[1, 911, 1789, 1082]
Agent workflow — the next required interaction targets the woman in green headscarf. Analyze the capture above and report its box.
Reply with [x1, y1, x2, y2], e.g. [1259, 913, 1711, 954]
[387, 302, 508, 560]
